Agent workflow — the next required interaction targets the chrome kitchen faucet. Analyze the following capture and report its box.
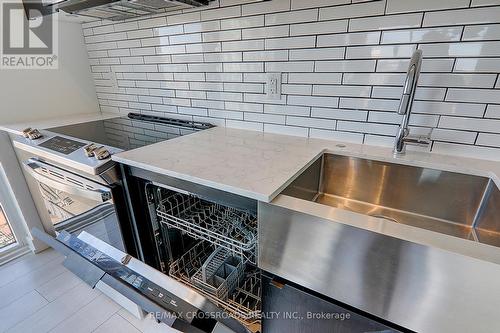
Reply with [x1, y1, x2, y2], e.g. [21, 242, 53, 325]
[393, 49, 431, 155]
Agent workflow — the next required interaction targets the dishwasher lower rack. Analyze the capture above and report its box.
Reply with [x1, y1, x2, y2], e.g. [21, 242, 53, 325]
[169, 241, 261, 329]
[156, 191, 257, 263]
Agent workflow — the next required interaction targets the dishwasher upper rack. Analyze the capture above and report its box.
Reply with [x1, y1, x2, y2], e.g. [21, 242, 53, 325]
[156, 192, 257, 263]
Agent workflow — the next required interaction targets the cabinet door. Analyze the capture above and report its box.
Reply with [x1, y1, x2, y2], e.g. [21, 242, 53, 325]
[262, 275, 400, 333]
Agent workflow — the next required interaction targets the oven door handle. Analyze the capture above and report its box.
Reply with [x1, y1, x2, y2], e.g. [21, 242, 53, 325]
[23, 159, 112, 203]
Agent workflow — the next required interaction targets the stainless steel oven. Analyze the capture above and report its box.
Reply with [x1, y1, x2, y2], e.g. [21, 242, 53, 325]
[22, 157, 124, 249]
[12, 113, 214, 256]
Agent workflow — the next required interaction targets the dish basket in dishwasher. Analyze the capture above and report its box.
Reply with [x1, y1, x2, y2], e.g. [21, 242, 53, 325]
[169, 241, 261, 328]
[191, 247, 245, 300]
[156, 192, 258, 263]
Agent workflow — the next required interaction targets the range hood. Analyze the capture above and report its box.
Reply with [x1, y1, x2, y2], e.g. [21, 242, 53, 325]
[24, 0, 213, 21]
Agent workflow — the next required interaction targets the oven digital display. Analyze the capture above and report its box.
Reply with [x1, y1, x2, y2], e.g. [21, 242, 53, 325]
[38, 136, 86, 155]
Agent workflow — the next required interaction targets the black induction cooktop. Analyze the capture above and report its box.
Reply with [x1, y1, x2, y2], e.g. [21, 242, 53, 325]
[46, 113, 214, 151]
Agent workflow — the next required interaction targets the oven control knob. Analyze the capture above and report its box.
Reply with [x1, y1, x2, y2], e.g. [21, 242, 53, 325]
[25, 129, 43, 140]
[83, 143, 98, 157]
[94, 147, 111, 160]
[22, 128, 32, 138]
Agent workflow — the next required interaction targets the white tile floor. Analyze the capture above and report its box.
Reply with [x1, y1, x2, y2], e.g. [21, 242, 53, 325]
[0, 249, 176, 333]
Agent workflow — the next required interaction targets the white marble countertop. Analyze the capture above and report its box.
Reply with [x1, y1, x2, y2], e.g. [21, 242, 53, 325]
[0, 112, 121, 136]
[113, 126, 500, 202]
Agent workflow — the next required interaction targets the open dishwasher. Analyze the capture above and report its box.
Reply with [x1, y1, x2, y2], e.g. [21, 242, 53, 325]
[146, 185, 262, 332]
[34, 164, 406, 333]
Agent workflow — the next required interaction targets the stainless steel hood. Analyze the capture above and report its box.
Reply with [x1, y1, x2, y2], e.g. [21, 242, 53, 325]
[24, 0, 213, 21]
[57, 0, 212, 21]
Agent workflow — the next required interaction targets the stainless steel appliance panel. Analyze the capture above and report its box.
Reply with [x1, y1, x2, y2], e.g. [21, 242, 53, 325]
[258, 201, 500, 333]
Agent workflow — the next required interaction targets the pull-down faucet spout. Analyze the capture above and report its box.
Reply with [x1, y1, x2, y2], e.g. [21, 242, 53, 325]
[393, 49, 431, 155]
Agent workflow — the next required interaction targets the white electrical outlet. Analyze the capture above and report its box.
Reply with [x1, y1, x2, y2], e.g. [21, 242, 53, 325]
[266, 72, 281, 100]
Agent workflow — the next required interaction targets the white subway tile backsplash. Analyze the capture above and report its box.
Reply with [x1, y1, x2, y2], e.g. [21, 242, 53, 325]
[170, 33, 202, 45]
[289, 47, 344, 60]
[476, 133, 500, 147]
[319, 1, 385, 21]
[439, 116, 500, 133]
[205, 52, 242, 62]
[338, 121, 399, 136]
[291, 0, 349, 11]
[223, 40, 264, 51]
[446, 88, 500, 104]
[201, 6, 241, 21]
[226, 119, 264, 131]
[186, 42, 222, 53]
[167, 12, 201, 25]
[290, 20, 348, 36]
[242, 0, 291, 16]
[242, 25, 289, 39]
[221, 15, 264, 30]
[316, 60, 376, 72]
[286, 116, 336, 129]
[463, 24, 500, 41]
[471, 0, 500, 6]
[381, 27, 462, 44]
[423, 7, 500, 27]
[454, 58, 500, 72]
[245, 112, 286, 124]
[265, 36, 316, 50]
[431, 128, 477, 144]
[288, 95, 339, 108]
[309, 128, 364, 143]
[377, 59, 455, 73]
[265, 61, 314, 72]
[433, 142, 500, 161]
[282, 84, 312, 95]
[244, 50, 288, 61]
[226, 101, 263, 112]
[223, 62, 263, 72]
[340, 98, 400, 112]
[412, 101, 486, 117]
[343, 73, 406, 85]
[266, 9, 318, 26]
[486, 105, 500, 118]
[202, 30, 242, 42]
[350, 13, 423, 32]
[264, 123, 309, 137]
[419, 42, 500, 57]
[311, 107, 368, 121]
[184, 21, 218, 34]
[288, 73, 343, 84]
[85, 0, 500, 159]
[346, 45, 416, 59]
[209, 109, 244, 120]
[419, 73, 497, 88]
[313, 85, 372, 97]
[317, 31, 380, 47]
[386, 0, 469, 14]
[138, 17, 167, 29]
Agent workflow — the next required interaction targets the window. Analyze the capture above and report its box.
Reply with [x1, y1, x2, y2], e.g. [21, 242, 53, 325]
[0, 204, 16, 250]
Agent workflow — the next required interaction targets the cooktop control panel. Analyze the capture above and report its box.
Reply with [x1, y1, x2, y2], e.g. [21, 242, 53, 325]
[38, 136, 86, 155]
[56, 232, 199, 322]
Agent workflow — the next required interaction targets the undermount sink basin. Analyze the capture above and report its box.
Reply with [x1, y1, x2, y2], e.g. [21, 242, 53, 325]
[283, 153, 500, 248]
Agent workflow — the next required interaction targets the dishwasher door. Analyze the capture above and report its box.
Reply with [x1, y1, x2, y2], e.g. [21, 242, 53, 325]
[32, 227, 249, 333]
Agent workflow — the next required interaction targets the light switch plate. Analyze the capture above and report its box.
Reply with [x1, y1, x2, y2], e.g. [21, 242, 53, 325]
[266, 72, 281, 100]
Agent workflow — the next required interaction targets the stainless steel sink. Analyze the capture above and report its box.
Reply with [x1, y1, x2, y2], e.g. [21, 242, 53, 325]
[282, 153, 500, 248]
[259, 153, 500, 332]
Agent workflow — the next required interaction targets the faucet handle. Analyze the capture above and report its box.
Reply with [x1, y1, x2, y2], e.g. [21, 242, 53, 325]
[403, 135, 431, 147]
